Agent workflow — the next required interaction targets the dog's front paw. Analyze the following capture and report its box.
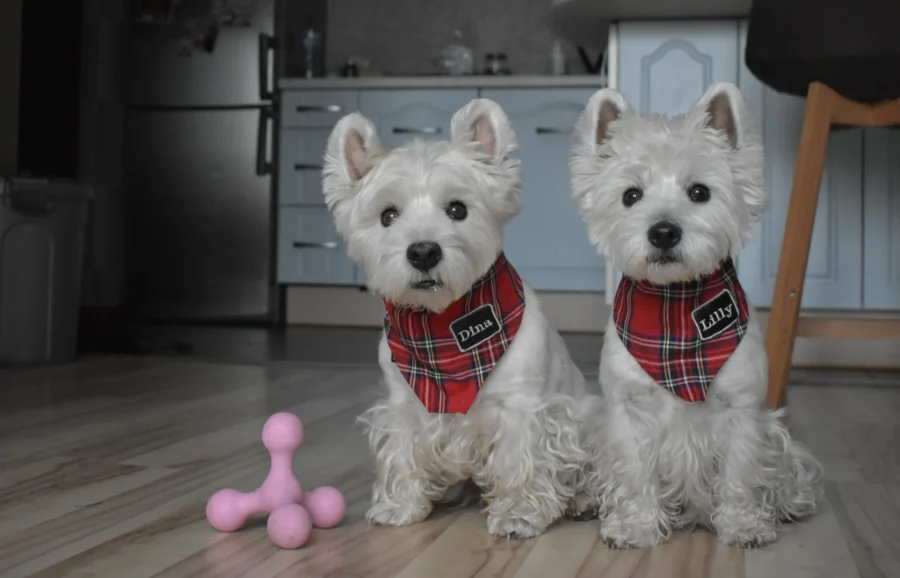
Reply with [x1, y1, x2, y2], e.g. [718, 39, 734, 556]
[713, 506, 777, 549]
[366, 499, 433, 527]
[600, 510, 665, 549]
[486, 513, 544, 540]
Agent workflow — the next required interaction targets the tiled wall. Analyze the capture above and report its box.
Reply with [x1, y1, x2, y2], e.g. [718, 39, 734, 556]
[325, 0, 591, 76]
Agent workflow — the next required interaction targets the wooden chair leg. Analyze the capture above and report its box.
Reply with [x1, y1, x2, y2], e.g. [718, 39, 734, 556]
[765, 83, 836, 408]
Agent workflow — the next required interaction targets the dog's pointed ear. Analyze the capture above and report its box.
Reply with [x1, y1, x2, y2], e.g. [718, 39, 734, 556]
[322, 112, 384, 236]
[576, 88, 632, 150]
[324, 112, 384, 184]
[697, 82, 746, 149]
[696, 82, 768, 224]
[450, 98, 517, 162]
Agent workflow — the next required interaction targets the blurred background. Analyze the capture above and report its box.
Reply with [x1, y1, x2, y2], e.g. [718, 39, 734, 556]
[0, 0, 618, 368]
[2, 0, 895, 370]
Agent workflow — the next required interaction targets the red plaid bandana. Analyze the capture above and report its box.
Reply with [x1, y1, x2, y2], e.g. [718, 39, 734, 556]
[383, 253, 526, 414]
[613, 258, 750, 403]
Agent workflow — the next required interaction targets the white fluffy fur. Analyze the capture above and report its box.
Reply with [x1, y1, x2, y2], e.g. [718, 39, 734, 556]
[570, 83, 824, 548]
[323, 98, 603, 538]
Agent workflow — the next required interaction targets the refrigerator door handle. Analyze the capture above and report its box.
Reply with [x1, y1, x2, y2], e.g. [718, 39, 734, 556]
[258, 34, 275, 101]
[256, 106, 274, 175]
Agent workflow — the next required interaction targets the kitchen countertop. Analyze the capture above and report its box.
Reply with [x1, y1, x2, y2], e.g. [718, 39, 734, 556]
[550, 0, 751, 22]
[278, 75, 608, 91]
[547, 0, 752, 49]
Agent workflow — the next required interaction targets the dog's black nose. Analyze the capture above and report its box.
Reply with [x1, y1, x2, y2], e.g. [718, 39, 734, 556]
[647, 221, 682, 250]
[406, 242, 443, 271]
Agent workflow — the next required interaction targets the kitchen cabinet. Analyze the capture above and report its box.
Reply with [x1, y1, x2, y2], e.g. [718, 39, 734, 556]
[481, 88, 605, 290]
[617, 20, 740, 116]
[608, 20, 744, 292]
[280, 90, 358, 128]
[276, 89, 477, 286]
[277, 90, 362, 285]
[358, 90, 478, 149]
[736, 22, 864, 310]
[277, 206, 357, 285]
[612, 20, 867, 310]
[863, 128, 900, 310]
[278, 129, 331, 205]
[276, 85, 607, 290]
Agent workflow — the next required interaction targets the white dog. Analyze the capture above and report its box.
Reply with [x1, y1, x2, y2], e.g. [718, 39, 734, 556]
[570, 82, 823, 548]
[322, 98, 602, 538]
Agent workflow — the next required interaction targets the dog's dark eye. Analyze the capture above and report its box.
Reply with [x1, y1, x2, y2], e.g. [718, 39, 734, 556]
[446, 201, 468, 221]
[688, 184, 711, 203]
[380, 207, 399, 227]
[622, 188, 643, 207]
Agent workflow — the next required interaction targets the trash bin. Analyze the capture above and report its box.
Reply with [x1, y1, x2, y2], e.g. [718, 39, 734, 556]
[0, 178, 92, 365]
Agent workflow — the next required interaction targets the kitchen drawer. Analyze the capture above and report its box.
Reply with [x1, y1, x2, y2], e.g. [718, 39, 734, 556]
[278, 129, 329, 205]
[277, 207, 356, 285]
[359, 89, 478, 149]
[281, 90, 358, 128]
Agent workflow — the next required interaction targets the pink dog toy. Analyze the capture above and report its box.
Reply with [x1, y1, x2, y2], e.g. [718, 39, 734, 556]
[205, 412, 346, 549]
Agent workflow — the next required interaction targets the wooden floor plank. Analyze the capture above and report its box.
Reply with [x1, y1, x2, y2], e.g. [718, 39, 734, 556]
[0, 355, 894, 577]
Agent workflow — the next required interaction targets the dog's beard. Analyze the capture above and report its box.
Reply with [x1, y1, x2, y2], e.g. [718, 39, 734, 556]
[410, 275, 444, 291]
[647, 250, 682, 266]
[364, 251, 485, 313]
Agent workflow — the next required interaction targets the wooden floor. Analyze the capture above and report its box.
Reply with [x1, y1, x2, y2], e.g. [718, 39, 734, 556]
[0, 354, 897, 578]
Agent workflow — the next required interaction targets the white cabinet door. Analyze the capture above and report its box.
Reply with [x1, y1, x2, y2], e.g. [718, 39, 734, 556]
[737, 21, 863, 310]
[862, 128, 900, 310]
[617, 20, 740, 116]
[481, 88, 605, 291]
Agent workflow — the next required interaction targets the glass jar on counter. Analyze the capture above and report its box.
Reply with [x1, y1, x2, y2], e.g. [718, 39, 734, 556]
[483, 53, 512, 75]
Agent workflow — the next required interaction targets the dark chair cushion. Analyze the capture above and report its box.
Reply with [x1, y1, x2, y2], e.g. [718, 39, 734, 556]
[745, 0, 900, 102]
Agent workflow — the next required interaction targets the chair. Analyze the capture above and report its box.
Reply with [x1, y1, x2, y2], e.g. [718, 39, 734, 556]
[744, 0, 900, 408]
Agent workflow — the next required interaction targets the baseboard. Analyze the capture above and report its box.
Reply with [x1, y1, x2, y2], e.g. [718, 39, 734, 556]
[753, 310, 900, 370]
[78, 305, 139, 353]
[285, 286, 611, 332]
[285, 286, 900, 368]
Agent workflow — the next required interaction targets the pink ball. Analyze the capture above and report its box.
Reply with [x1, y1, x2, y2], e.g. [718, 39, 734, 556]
[206, 489, 248, 532]
[267, 503, 312, 549]
[262, 412, 304, 454]
[303, 486, 346, 529]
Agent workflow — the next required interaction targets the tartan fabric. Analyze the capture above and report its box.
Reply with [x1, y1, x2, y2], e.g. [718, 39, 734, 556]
[383, 252, 526, 414]
[613, 258, 750, 403]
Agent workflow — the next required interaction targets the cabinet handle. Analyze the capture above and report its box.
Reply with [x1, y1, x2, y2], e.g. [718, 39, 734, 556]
[296, 104, 342, 113]
[294, 163, 323, 170]
[255, 106, 274, 175]
[535, 127, 571, 135]
[391, 126, 442, 135]
[293, 241, 339, 249]
[258, 34, 275, 101]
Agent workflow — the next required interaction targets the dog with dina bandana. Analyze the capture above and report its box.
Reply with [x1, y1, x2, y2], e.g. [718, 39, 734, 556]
[570, 82, 823, 549]
[322, 99, 603, 538]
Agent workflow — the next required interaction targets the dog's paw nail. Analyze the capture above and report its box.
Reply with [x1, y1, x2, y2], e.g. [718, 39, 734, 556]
[602, 535, 630, 549]
[366, 503, 432, 527]
[569, 508, 599, 521]
[487, 516, 543, 539]
[735, 532, 777, 549]
[717, 526, 777, 549]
